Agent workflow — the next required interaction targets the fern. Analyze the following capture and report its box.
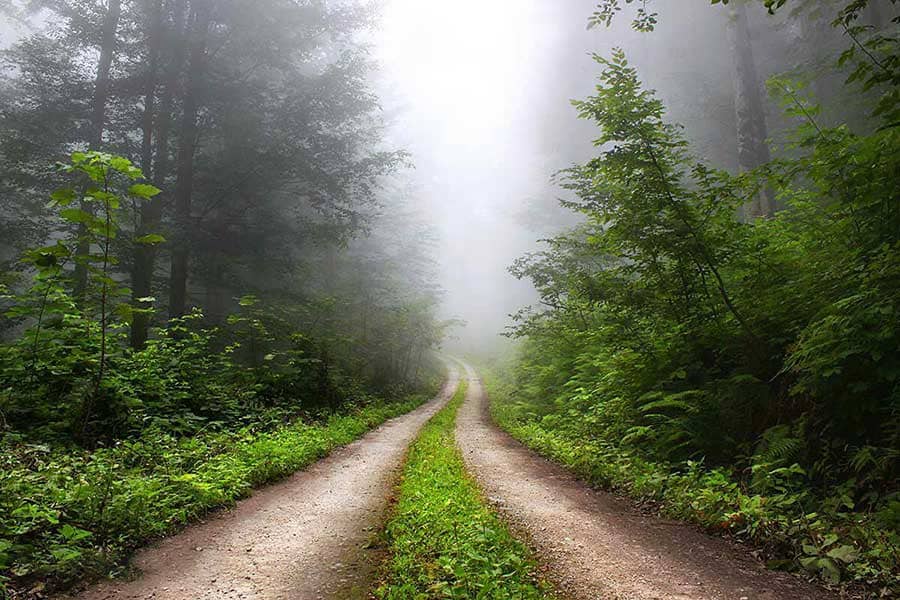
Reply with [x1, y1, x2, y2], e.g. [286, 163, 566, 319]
[754, 424, 804, 466]
[750, 424, 806, 492]
[637, 390, 704, 415]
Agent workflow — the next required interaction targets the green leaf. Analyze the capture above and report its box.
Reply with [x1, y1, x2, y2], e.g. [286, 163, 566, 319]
[86, 188, 120, 208]
[50, 188, 78, 206]
[50, 546, 83, 563]
[135, 233, 166, 245]
[109, 156, 133, 171]
[826, 544, 858, 564]
[60, 208, 95, 225]
[34, 253, 58, 268]
[129, 184, 162, 199]
[115, 304, 134, 322]
[60, 524, 92, 542]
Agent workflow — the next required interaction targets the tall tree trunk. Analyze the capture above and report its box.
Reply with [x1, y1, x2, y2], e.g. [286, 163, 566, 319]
[794, 6, 829, 99]
[74, 0, 122, 300]
[727, 1, 775, 219]
[153, 0, 188, 186]
[168, 0, 211, 319]
[131, 0, 188, 347]
[130, 0, 165, 349]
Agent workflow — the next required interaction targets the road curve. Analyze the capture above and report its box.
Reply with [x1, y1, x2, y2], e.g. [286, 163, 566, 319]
[454, 362, 836, 600]
[59, 367, 460, 600]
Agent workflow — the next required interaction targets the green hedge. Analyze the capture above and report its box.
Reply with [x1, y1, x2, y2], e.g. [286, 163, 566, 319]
[375, 380, 551, 599]
[0, 392, 432, 596]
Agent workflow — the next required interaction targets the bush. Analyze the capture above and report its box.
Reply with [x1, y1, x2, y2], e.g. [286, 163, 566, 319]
[499, 49, 900, 595]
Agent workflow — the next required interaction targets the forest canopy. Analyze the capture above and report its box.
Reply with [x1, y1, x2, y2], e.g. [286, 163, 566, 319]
[0, 0, 447, 441]
[0, 0, 452, 591]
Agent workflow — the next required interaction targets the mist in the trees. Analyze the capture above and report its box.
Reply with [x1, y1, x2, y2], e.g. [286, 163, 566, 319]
[366, 0, 876, 352]
[1, 0, 881, 350]
[1, 0, 898, 596]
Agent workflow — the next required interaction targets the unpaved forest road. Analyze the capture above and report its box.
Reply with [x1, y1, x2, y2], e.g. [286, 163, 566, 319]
[455, 363, 836, 600]
[59, 369, 460, 600]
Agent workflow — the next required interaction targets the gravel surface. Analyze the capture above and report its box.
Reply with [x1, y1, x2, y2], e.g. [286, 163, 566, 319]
[58, 368, 460, 600]
[454, 362, 836, 600]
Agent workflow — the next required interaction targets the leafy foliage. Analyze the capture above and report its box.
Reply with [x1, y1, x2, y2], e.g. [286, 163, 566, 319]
[0, 0, 450, 594]
[0, 152, 447, 596]
[502, 43, 900, 594]
[485, 366, 899, 593]
[0, 389, 433, 594]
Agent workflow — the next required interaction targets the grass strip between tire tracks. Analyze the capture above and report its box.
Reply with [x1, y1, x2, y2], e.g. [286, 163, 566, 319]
[375, 379, 551, 599]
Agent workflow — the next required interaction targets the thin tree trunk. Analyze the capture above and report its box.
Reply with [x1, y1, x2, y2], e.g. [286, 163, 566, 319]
[74, 0, 122, 300]
[130, 0, 165, 349]
[727, 1, 775, 219]
[168, 0, 211, 319]
[153, 0, 188, 187]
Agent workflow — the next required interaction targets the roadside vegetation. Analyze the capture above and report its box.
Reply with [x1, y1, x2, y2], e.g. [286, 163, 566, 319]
[0, 1, 448, 593]
[0, 151, 445, 598]
[498, 4, 900, 592]
[0, 390, 433, 595]
[375, 380, 550, 600]
[486, 367, 896, 595]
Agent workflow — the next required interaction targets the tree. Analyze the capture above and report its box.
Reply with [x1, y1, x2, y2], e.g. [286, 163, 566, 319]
[0, 0, 443, 392]
[167, 0, 210, 319]
[726, 1, 775, 217]
[130, 0, 164, 348]
[73, 0, 123, 300]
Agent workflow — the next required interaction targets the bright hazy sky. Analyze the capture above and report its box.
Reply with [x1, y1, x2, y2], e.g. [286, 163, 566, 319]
[372, 0, 590, 348]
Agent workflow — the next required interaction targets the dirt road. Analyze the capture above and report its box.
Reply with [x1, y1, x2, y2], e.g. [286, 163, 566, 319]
[454, 363, 835, 600]
[59, 368, 460, 600]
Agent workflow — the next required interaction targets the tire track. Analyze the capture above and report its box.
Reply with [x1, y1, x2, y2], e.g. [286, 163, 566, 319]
[59, 368, 460, 600]
[455, 362, 834, 600]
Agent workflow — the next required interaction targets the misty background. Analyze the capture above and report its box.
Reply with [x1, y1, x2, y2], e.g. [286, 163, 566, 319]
[368, 0, 838, 352]
[1, 1, 898, 595]
[0, 0, 868, 353]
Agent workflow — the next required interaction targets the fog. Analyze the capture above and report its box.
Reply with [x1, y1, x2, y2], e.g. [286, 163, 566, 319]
[372, 0, 590, 352]
[0, 0, 863, 355]
[370, 1, 749, 351]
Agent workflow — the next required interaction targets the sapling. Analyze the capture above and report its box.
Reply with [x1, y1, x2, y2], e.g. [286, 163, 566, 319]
[54, 151, 162, 424]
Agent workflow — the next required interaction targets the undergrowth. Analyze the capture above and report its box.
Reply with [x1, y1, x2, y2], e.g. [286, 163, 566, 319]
[0, 391, 433, 598]
[482, 367, 899, 596]
[375, 379, 551, 599]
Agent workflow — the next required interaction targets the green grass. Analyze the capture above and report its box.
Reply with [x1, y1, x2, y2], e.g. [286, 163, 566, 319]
[0, 392, 433, 596]
[375, 379, 551, 600]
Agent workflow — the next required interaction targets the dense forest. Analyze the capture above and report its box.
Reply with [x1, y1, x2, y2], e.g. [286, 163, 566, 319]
[0, 0, 446, 593]
[493, 0, 900, 593]
[0, 0, 898, 598]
